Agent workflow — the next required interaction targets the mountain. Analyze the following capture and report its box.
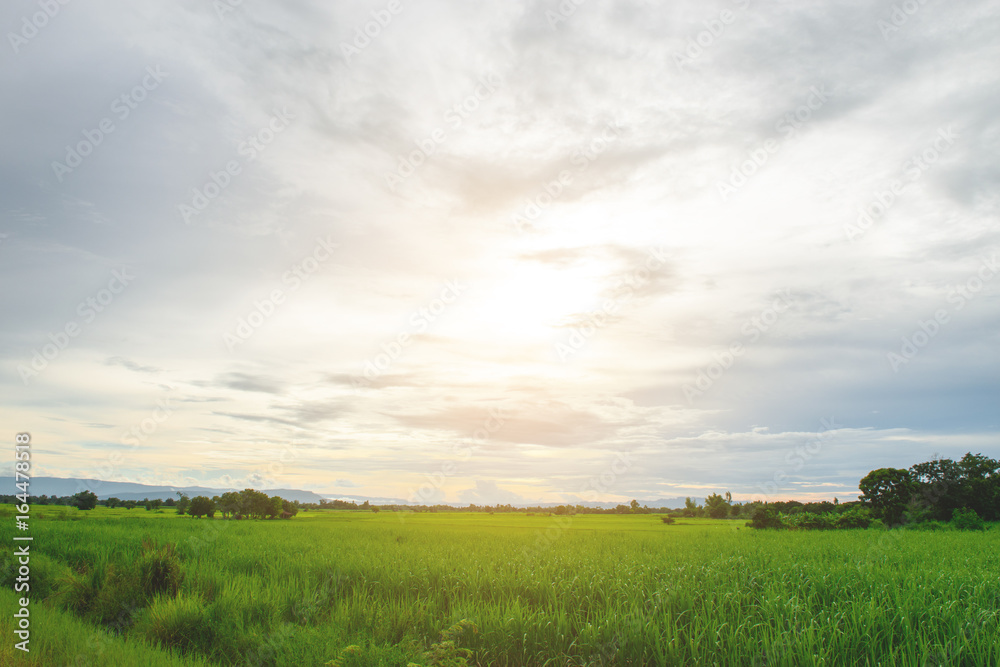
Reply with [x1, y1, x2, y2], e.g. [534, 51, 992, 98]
[0, 477, 325, 504]
[2, 477, 702, 509]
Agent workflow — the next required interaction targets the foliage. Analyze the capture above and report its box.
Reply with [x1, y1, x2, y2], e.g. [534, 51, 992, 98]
[859, 467, 913, 525]
[748, 507, 785, 530]
[5, 507, 999, 666]
[833, 507, 872, 529]
[704, 493, 731, 519]
[71, 490, 98, 510]
[406, 620, 477, 667]
[951, 508, 986, 531]
[187, 496, 215, 518]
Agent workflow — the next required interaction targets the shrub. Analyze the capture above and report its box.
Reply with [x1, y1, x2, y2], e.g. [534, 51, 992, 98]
[137, 594, 212, 652]
[660, 517, 675, 525]
[950, 508, 986, 531]
[138, 541, 184, 600]
[834, 507, 872, 529]
[747, 507, 785, 530]
[903, 520, 950, 531]
[792, 512, 833, 530]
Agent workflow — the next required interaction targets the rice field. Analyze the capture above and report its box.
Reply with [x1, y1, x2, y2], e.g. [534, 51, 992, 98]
[1, 507, 998, 666]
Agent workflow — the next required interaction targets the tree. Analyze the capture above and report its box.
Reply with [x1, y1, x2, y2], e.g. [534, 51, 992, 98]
[123, 500, 138, 510]
[71, 490, 98, 510]
[682, 497, 699, 517]
[859, 468, 913, 525]
[106, 497, 121, 508]
[704, 493, 731, 519]
[175, 493, 191, 515]
[188, 496, 215, 519]
[748, 506, 784, 529]
[218, 491, 241, 518]
[268, 495, 284, 519]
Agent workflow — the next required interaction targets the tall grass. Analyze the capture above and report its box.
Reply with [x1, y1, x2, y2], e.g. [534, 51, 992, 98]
[1, 508, 997, 665]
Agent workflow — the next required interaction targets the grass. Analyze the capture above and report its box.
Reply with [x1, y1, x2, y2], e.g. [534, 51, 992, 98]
[1, 506, 998, 665]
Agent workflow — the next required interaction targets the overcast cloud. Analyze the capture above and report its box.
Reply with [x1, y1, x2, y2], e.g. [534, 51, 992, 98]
[1, 0, 998, 504]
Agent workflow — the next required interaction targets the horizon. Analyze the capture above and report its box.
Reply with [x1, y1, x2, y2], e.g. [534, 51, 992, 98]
[2, 1, 998, 506]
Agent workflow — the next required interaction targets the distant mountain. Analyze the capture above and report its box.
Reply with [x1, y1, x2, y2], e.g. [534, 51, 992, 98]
[0, 477, 325, 504]
[2, 477, 703, 509]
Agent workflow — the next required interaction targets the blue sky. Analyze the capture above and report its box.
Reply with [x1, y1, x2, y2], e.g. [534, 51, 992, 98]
[1, 0, 998, 504]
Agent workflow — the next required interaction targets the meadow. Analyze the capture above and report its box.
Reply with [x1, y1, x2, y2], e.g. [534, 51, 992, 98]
[1, 506, 998, 666]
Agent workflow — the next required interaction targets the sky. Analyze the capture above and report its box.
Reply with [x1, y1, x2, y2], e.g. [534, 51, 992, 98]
[1, 0, 998, 505]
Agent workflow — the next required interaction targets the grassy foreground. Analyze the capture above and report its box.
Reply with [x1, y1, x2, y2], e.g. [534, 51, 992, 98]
[1, 507, 998, 666]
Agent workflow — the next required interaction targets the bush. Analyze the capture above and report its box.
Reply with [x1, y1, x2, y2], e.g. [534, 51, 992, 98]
[660, 517, 675, 525]
[834, 507, 872, 529]
[747, 507, 785, 530]
[137, 542, 184, 599]
[137, 594, 212, 653]
[902, 520, 950, 531]
[791, 512, 833, 530]
[950, 508, 986, 531]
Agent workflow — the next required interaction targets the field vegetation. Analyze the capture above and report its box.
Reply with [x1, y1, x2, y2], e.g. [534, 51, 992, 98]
[2, 506, 998, 666]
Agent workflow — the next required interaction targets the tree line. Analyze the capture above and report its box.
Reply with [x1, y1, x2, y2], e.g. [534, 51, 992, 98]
[1, 488, 300, 519]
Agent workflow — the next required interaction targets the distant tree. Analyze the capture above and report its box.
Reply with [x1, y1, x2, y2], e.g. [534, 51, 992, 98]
[106, 497, 121, 508]
[704, 493, 731, 519]
[71, 490, 98, 510]
[950, 508, 986, 531]
[748, 506, 784, 530]
[859, 468, 914, 525]
[218, 491, 241, 518]
[682, 497, 699, 518]
[175, 493, 191, 515]
[123, 500, 138, 510]
[163, 497, 176, 507]
[188, 496, 215, 519]
[371, 506, 380, 514]
[268, 495, 284, 519]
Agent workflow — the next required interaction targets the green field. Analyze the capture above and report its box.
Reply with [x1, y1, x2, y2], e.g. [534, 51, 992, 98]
[2, 507, 998, 666]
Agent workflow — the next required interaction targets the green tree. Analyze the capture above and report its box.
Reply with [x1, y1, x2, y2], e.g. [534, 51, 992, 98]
[859, 468, 913, 525]
[748, 506, 784, 529]
[106, 497, 121, 508]
[175, 493, 191, 515]
[71, 490, 98, 510]
[188, 496, 215, 518]
[704, 493, 731, 519]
